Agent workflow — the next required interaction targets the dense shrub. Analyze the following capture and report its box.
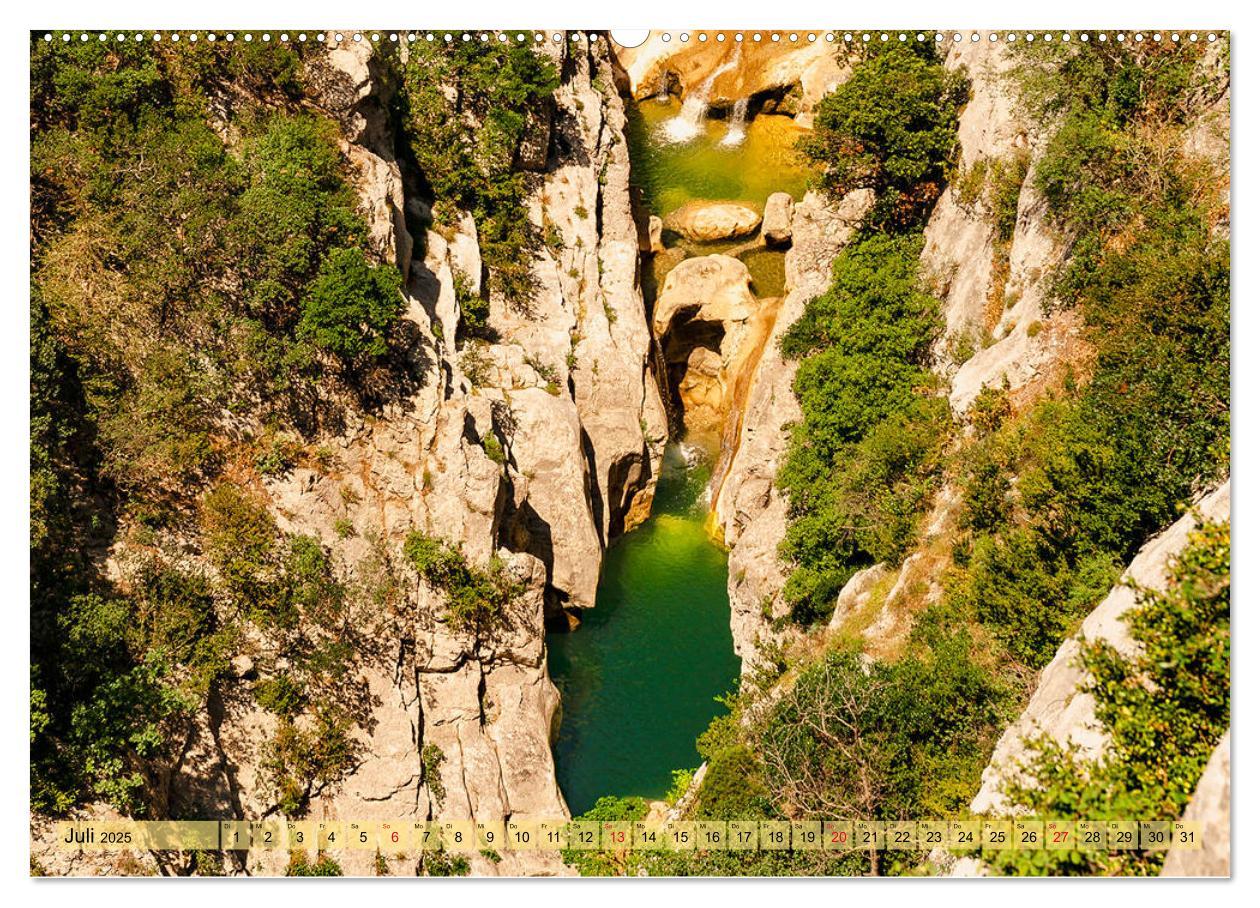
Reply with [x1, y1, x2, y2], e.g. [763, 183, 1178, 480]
[29, 36, 408, 815]
[777, 233, 945, 623]
[298, 247, 403, 359]
[404, 532, 523, 632]
[757, 627, 1007, 824]
[949, 40, 1229, 667]
[799, 41, 966, 227]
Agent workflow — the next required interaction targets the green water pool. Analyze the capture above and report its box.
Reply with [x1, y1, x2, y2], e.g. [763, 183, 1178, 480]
[626, 97, 813, 216]
[546, 443, 740, 815]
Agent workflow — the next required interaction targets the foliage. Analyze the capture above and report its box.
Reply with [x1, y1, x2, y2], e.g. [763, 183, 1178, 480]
[756, 626, 1007, 826]
[286, 852, 344, 876]
[404, 531, 523, 632]
[420, 849, 471, 877]
[990, 519, 1230, 876]
[799, 41, 966, 228]
[397, 39, 559, 309]
[777, 233, 946, 622]
[298, 247, 403, 359]
[421, 743, 446, 808]
[264, 705, 360, 817]
[561, 795, 650, 876]
[694, 746, 771, 820]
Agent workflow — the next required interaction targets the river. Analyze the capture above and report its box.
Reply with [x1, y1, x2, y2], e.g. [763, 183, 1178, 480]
[546, 94, 809, 815]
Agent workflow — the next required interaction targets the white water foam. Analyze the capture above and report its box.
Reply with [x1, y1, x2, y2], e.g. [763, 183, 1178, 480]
[719, 97, 750, 147]
[659, 45, 742, 145]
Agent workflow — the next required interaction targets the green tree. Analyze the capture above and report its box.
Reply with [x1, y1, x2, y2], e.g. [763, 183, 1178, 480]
[799, 42, 966, 227]
[298, 247, 403, 359]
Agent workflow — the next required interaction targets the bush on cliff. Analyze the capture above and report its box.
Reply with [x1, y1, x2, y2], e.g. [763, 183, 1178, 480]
[799, 40, 966, 228]
[777, 232, 945, 623]
[404, 532, 523, 632]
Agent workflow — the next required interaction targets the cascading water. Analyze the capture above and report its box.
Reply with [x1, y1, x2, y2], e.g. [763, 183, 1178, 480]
[655, 70, 671, 101]
[719, 98, 750, 147]
[660, 45, 742, 144]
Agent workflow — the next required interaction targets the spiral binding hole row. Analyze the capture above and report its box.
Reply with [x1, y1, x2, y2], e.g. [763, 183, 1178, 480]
[39, 31, 1221, 46]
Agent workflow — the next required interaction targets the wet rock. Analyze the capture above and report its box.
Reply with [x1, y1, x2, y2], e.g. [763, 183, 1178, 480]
[665, 201, 762, 243]
[761, 192, 794, 248]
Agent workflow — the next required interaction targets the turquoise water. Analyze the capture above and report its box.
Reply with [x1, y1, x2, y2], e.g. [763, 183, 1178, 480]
[546, 443, 740, 815]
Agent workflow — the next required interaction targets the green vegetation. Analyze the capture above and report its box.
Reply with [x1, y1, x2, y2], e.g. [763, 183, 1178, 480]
[799, 41, 967, 228]
[778, 42, 962, 625]
[396, 39, 560, 313]
[404, 531, 523, 632]
[777, 233, 948, 622]
[990, 519, 1229, 875]
[30, 36, 402, 817]
[298, 247, 403, 359]
[419, 849, 471, 877]
[421, 743, 447, 808]
[286, 852, 344, 876]
[756, 627, 1007, 822]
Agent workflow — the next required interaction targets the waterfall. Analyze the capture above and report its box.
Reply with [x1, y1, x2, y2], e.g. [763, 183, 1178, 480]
[650, 335, 679, 437]
[719, 98, 750, 147]
[660, 45, 742, 145]
[655, 70, 670, 101]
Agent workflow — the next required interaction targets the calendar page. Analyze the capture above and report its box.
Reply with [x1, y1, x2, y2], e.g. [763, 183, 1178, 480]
[28, 26, 1230, 881]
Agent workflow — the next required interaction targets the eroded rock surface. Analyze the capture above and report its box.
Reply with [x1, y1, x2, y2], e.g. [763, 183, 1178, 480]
[613, 31, 839, 111]
[653, 255, 761, 435]
[970, 481, 1230, 816]
[665, 200, 763, 243]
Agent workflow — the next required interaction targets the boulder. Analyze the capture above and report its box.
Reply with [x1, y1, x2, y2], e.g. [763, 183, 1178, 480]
[828, 563, 889, 631]
[665, 201, 762, 243]
[653, 254, 757, 337]
[761, 192, 794, 248]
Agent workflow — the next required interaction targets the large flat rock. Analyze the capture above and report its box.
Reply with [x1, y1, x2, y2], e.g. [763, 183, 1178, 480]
[665, 200, 762, 243]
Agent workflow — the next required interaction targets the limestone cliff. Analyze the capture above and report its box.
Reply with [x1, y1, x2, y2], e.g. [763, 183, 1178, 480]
[31, 33, 667, 878]
[969, 481, 1229, 815]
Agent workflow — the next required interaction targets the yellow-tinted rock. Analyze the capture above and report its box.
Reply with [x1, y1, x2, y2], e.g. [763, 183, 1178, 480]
[665, 200, 762, 243]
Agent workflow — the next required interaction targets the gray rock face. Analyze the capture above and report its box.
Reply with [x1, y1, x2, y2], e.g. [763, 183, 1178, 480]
[761, 192, 794, 248]
[711, 189, 872, 670]
[97, 37, 670, 878]
[1161, 730, 1230, 877]
[970, 481, 1230, 816]
[920, 40, 1030, 354]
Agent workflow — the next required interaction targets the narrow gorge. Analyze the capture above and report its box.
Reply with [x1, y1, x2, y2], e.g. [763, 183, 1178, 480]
[30, 29, 1230, 879]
